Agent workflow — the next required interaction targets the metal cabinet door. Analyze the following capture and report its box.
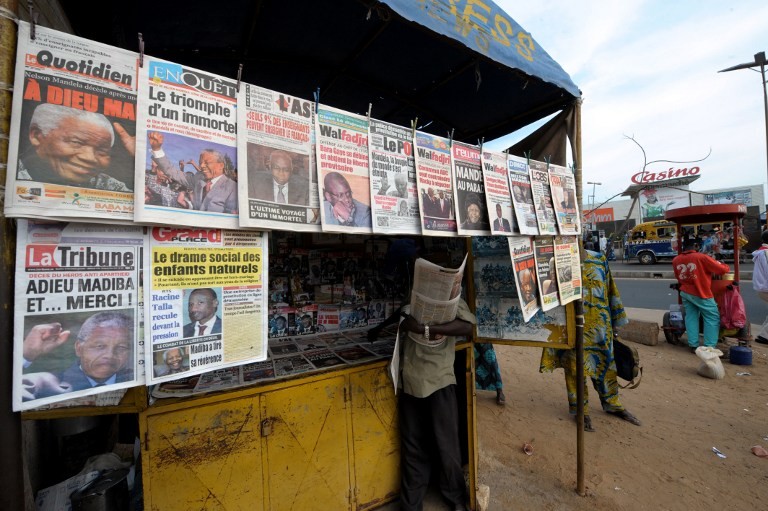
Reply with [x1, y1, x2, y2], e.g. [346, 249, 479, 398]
[263, 376, 350, 511]
[144, 397, 264, 510]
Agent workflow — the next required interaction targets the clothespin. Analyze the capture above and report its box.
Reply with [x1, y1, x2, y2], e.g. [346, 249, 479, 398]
[544, 155, 551, 170]
[236, 63, 243, 93]
[366, 103, 372, 121]
[313, 87, 320, 114]
[138, 33, 144, 68]
[478, 137, 484, 154]
[28, 1, 38, 40]
[524, 150, 531, 166]
[448, 128, 454, 147]
[410, 117, 418, 139]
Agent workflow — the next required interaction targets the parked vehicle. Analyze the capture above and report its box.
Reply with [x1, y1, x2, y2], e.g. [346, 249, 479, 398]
[625, 218, 747, 265]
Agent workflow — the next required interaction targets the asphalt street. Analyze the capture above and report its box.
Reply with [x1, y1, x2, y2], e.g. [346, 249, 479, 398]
[610, 258, 766, 331]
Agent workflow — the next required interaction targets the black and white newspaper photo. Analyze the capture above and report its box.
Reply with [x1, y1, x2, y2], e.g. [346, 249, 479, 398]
[528, 159, 558, 235]
[508, 236, 541, 322]
[238, 84, 320, 231]
[548, 163, 581, 235]
[368, 118, 420, 234]
[452, 141, 491, 236]
[13, 220, 145, 411]
[507, 155, 539, 235]
[482, 149, 517, 235]
[413, 131, 457, 236]
[135, 56, 239, 228]
[533, 236, 560, 311]
[5, 22, 137, 222]
[553, 235, 582, 305]
[145, 228, 268, 385]
[315, 105, 372, 233]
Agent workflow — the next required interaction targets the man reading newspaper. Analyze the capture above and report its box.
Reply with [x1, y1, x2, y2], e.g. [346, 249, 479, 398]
[368, 240, 471, 511]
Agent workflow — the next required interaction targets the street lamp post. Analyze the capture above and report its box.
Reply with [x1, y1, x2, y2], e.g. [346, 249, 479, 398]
[718, 51, 768, 200]
[586, 181, 601, 231]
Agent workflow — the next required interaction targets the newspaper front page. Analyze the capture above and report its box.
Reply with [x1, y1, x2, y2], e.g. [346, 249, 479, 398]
[13, 220, 145, 411]
[529, 159, 558, 235]
[146, 227, 268, 384]
[533, 236, 560, 311]
[507, 155, 539, 235]
[548, 163, 581, 235]
[5, 22, 137, 222]
[238, 84, 321, 231]
[508, 236, 541, 322]
[482, 150, 517, 235]
[453, 142, 491, 237]
[315, 105, 372, 233]
[135, 56, 239, 228]
[368, 118, 421, 234]
[413, 131, 457, 236]
[554, 235, 582, 305]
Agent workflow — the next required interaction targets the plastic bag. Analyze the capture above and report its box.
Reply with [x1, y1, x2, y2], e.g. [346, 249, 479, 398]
[696, 346, 725, 380]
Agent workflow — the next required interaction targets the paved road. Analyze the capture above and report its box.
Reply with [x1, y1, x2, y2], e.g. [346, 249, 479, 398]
[606, 255, 765, 331]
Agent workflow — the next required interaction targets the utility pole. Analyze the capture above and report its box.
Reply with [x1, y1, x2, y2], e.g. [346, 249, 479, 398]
[718, 52, 768, 203]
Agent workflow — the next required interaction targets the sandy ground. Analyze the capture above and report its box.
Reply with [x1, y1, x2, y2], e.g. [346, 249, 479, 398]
[473, 308, 768, 511]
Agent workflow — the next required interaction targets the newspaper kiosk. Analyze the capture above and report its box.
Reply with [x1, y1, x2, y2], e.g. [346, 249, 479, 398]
[0, 1, 582, 509]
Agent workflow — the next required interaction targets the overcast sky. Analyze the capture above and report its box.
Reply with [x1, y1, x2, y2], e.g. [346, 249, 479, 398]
[486, 0, 768, 207]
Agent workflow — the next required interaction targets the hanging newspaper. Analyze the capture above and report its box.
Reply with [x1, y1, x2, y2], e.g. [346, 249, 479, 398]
[482, 150, 517, 235]
[452, 142, 491, 236]
[528, 159, 558, 235]
[146, 227, 268, 384]
[13, 220, 145, 411]
[507, 156, 539, 235]
[533, 236, 560, 311]
[315, 105, 372, 233]
[5, 22, 137, 222]
[135, 56, 239, 228]
[238, 84, 321, 231]
[368, 118, 421, 234]
[508, 236, 541, 322]
[553, 235, 582, 305]
[548, 163, 581, 234]
[413, 131, 457, 236]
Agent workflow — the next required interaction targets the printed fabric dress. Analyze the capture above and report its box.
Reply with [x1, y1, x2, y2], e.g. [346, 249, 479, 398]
[474, 343, 503, 391]
[539, 249, 629, 414]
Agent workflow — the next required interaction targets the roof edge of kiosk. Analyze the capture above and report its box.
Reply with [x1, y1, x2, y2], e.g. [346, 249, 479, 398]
[381, 0, 581, 98]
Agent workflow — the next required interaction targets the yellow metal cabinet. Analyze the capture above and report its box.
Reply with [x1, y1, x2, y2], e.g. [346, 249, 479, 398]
[141, 365, 400, 511]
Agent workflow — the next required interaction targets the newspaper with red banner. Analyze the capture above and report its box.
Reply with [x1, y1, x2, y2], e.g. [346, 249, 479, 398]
[508, 236, 541, 322]
[413, 130, 457, 236]
[553, 235, 582, 305]
[13, 220, 145, 411]
[368, 118, 421, 234]
[482, 149, 517, 235]
[315, 105, 372, 233]
[5, 22, 137, 222]
[237, 84, 321, 231]
[134, 56, 239, 228]
[548, 163, 581, 234]
[533, 236, 560, 311]
[145, 227, 268, 385]
[528, 159, 558, 235]
[507, 155, 539, 235]
[453, 142, 491, 237]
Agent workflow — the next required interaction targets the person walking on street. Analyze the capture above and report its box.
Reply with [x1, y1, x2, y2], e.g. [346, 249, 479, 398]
[672, 238, 730, 351]
[751, 230, 768, 344]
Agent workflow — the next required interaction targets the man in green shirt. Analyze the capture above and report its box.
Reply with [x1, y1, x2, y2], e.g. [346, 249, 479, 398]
[398, 299, 474, 511]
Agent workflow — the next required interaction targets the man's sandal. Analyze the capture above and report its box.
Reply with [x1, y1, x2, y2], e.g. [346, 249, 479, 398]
[496, 390, 506, 406]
